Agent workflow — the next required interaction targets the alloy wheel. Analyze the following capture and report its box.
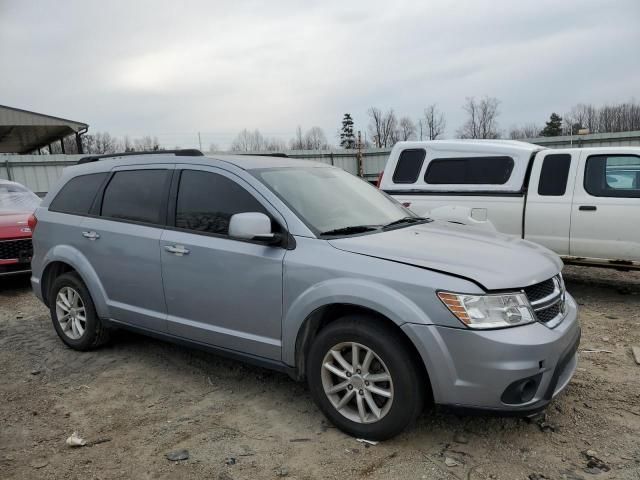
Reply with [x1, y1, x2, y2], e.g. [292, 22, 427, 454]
[55, 286, 87, 340]
[321, 342, 394, 424]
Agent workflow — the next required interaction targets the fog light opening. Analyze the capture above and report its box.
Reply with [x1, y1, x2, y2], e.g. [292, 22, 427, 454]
[501, 373, 543, 405]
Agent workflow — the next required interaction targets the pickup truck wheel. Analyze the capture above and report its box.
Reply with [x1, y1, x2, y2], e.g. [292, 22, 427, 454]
[49, 272, 110, 351]
[307, 316, 425, 440]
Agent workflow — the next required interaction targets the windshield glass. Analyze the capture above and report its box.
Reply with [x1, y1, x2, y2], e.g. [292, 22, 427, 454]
[253, 167, 415, 235]
[0, 183, 41, 214]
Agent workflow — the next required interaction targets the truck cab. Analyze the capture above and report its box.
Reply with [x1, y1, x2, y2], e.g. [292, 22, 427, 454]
[379, 140, 640, 269]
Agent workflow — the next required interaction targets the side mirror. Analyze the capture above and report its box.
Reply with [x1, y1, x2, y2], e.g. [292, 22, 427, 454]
[229, 212, 279, 244]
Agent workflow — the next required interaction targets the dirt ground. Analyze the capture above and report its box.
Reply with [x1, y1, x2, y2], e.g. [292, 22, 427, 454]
[1, 266, 639, 480]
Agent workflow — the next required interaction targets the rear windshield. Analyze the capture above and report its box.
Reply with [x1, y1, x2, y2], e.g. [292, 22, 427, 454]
[0, 183, 40, 214]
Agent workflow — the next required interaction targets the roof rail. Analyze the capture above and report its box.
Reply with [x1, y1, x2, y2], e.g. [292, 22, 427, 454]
[239, 153, 289, 158]
[77, 149, 203, 164]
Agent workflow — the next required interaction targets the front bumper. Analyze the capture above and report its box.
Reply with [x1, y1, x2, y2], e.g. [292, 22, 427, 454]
[0, 260, 31, 276]
[402, 293, 580, 412]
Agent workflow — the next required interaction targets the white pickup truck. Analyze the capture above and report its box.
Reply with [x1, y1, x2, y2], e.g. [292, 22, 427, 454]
[378, 140, 640, 270]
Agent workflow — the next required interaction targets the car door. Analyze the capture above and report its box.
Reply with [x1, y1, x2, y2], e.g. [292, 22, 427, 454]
[524, 152, 579, 255]
[160, 166, 286, 360]
[570, 152, 640, 262]
[78, 164, 173, 331]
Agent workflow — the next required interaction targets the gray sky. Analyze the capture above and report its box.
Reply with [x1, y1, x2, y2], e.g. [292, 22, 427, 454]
[1, 0, 639, 149]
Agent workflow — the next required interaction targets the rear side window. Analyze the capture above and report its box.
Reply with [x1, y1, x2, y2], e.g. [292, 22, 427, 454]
[49, 173, 107, 215]
[585, 155, 640, 198]
[538, 154, 571, 196]
[392, 149, 426, 184]
[101, 170, 170, 224]
[175, 170, 268, 236]
[425, 156, 514, 185]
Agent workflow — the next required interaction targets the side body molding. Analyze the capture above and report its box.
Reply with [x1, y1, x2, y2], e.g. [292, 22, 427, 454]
[39, 245, 110, 318]
[281, 277, 433, 366]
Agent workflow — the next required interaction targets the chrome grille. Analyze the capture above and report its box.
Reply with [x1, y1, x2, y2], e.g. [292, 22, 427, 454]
[0, 239, 33, 261]
[523, 279, 555, 302]
[524, 275, 566, 328]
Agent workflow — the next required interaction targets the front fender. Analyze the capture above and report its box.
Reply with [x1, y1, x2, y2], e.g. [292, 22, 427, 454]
[281, 277, 433, 366]
[38, 245, 109, 318]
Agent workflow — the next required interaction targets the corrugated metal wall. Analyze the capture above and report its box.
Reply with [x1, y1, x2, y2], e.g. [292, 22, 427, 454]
[525, 130, 640, 149]
[3, 131, 639, 194]
[0, 150, 392, 194]
[1, 155, 80, 194]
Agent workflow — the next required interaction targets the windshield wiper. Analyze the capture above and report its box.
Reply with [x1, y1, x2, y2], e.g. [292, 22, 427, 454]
[382, 216, 430, 229]
[319, 225, 380, 237]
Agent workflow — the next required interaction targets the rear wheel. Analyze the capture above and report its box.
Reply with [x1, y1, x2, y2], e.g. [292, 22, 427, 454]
[49, 272, 110, 350]
[307, 315, 425, 440]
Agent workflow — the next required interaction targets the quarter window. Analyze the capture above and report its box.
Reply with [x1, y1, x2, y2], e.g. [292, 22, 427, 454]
[49, 173, 108, 215]
[538, 154, 571, 196]
[424, 156, 514, 185]
[101, 170, 170, 224]
[585, 155, 640, 198]
[175, 170, 268, 236]
[392, 149, 426, 184]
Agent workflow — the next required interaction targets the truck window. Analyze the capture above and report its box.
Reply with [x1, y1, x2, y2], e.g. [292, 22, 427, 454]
[585, 155, 640, 198]
[538, 154, 571, 196]
[424, 156, 514, 185]
[392, 149, 426, 184]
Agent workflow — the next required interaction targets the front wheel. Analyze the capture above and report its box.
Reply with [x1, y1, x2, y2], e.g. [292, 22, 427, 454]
[306, 316, 425, 440]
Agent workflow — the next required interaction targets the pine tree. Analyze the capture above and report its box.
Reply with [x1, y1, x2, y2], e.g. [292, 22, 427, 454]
[540, 113, 563, 137]
[339, 113, 356, 149]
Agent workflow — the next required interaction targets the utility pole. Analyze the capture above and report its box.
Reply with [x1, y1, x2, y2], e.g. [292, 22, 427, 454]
[198, 132, 202, 151]
[356, 130, 364, 178]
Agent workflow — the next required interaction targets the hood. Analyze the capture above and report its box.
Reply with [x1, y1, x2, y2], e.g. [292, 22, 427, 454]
[328, 221, 562, 291]
[0, 212, 32, 240]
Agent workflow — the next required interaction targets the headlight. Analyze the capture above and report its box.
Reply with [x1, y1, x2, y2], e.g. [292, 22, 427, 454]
[438, 291, 535, 329]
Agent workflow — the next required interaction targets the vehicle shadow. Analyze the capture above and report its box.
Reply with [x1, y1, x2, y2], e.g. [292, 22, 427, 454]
[0, 273, 32, 294]
[562, 265, 640, 301]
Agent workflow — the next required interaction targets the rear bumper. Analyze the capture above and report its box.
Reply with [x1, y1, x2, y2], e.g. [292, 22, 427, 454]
[403, 293, 580, 412]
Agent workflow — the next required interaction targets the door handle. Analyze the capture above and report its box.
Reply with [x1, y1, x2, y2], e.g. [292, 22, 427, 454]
[82, 231, 100, 240]
[579, 206, 597, 211]
[164, 245, 190, 256]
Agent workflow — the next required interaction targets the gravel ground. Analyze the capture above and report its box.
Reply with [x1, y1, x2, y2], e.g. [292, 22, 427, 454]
[1, 266, 639, 480]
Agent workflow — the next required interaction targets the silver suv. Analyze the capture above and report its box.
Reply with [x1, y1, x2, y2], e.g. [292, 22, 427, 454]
[30, 151, 580, 440]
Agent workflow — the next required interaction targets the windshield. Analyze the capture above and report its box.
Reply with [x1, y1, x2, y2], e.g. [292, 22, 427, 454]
[253, 167, 416, 235]
[0, 183, 41, 214]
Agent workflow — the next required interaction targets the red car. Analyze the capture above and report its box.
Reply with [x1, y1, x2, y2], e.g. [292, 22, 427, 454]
[0, 180, 41, 276]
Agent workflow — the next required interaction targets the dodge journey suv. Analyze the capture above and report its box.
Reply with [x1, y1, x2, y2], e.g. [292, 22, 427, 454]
[30, 150, 580, 440]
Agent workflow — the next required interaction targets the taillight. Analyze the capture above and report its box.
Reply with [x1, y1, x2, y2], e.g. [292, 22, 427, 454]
[27, 213, 38, 232]
[376, 171, 384, 188]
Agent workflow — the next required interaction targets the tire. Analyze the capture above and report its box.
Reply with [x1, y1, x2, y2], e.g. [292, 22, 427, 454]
[306, 315, 426, 440]
[49, 272, 110, 350]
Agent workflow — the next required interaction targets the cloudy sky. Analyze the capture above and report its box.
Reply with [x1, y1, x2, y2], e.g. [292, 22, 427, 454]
[1, 0, 639, 149]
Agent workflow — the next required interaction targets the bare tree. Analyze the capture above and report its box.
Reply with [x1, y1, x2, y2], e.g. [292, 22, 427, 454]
[457, 96, 501, 139]
[289, 125, 305, 150]
[133, 135, 160, 151]
[230, 129, 265, 152]
[397, 117, 417, 141]
[304, 126, 329, 150]
[208, 143, 220, 152]
[367, 107, 398, 147]
[423, 104, 446, 140]
[508, 123, 541, 139]
[264, 137, 287, 151]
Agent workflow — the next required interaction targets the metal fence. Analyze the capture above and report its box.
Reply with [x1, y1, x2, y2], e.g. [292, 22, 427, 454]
[1, 154, 81, 195]
[0, 149, 392, 194]
[4, 130, 640, 194]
